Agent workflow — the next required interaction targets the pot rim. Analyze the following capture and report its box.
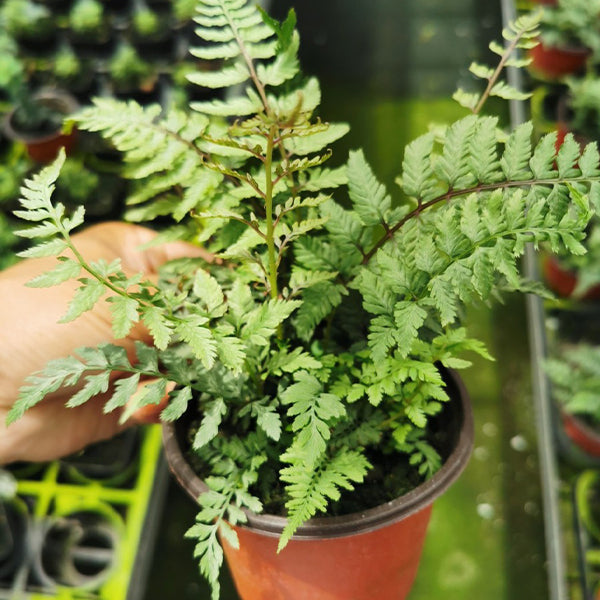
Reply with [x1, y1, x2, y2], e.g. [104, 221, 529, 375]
[162, 368, 474, 540]
[561, 410, 600, 442]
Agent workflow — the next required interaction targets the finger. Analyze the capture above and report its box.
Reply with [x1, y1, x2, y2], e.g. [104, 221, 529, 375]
[0, 394, 124, 465]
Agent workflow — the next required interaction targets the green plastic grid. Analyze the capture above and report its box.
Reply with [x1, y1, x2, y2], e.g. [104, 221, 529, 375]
[1, 424, 165, 600]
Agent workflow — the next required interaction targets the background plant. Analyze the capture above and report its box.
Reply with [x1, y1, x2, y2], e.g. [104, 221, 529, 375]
[68, 0, 105, 35]
[537, 76, 600, 297]
[0, 0, 54, 41]
[108, 43, 153, 91]
[566, 75, 600, 140]
[544, 343, 600, 426]
[7, 3, 600, 599]
[132, 6, 160, 37]
[0, 35, 64, 134]
[52, 44, 83, 82]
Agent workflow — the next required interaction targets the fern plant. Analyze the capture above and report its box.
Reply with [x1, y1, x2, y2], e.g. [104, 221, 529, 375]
[7, 3, 600, 598]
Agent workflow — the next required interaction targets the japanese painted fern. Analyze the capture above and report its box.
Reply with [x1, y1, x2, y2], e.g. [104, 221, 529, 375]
[8, 4, 600, 598]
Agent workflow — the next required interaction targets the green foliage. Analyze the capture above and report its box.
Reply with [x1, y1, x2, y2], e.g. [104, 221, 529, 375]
[108, 43, 153, 89]
[8, 3, 600, 598]
[174, 0, 197, 22]
[0, 0, 53, 39]
[566, 76, 600, 141]
[544, 343, 600, 425]
[53, 44, 82, 80]
[539, 0, 600, 57]
[69, 0, 104, 34]
[133, 8, 160, 37]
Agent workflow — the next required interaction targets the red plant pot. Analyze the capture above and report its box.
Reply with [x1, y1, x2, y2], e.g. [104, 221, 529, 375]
[542, 255, 600, 300]
[222, 506, 433, 600]
[528, 42, 591, 80]
[3, 90, 78, 163]
[163, 370, 473, 600]
[561, 412, 600, 458]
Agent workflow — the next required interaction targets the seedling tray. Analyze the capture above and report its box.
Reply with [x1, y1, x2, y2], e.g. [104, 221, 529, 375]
[0, 425, 167, 600]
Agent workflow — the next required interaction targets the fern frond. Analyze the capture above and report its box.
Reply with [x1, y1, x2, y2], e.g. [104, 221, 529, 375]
[280, 371, 346, 466]
[293, 281, 346, 341]
[346, 149, 392, 226]
[278, 446, 370, 551]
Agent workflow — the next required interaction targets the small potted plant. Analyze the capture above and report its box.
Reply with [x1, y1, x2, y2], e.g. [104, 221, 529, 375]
[0, 0, 56, 54]
[0, 496, 28, 581]
[532, 76, 600, 148]
[544, 343, 600, 458]
[0, 213, 20, 270]
[0, 42, 78, 163]
[107, 41, 158, 101]
[529, 0, 600, 80]
[7, 4, 600, 600]
[67, 0, 114, 58]
[51, 43, 97, 101]
[130, 1, 176, 62]
[0, 145, 29, 211]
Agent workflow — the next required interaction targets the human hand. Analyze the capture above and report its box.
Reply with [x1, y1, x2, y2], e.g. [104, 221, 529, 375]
[0, 222, 209, 464]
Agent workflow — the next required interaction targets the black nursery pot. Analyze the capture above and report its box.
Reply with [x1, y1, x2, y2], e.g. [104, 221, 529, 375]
[131, 31, 179, 64]
[162, 368, 474, 600]
[60, 428, 141, 484]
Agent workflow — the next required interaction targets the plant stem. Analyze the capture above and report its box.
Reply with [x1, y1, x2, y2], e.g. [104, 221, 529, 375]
[473, 26, 525, 115]
[265, 126, 279, 299]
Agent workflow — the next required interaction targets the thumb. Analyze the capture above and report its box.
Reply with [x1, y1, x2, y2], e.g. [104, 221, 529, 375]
[122, 378, 174, 425]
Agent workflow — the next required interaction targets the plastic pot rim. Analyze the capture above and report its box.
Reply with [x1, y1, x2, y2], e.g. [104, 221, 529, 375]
[162, 368, 474, 540]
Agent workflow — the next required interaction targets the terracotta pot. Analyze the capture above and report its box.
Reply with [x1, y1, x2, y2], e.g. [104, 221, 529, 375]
[163, 369, 474, 600]
[561, 411, 600, 457]
[528, 41, 591, 80]
[541, 255, 600, 300]
[3, 89, 79, 163]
